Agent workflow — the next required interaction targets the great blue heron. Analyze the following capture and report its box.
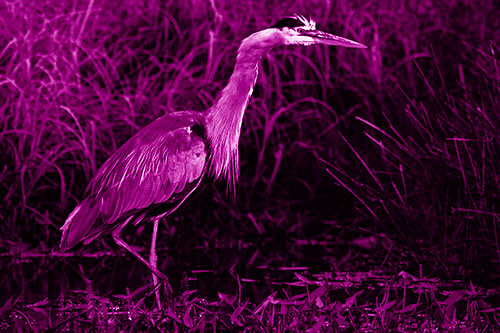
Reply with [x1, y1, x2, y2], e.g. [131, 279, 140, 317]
[60, 15, 366, 308]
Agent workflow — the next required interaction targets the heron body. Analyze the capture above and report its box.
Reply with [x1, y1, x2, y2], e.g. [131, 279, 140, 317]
[60, 112, 206, 250]
[60, 15, 366, 307]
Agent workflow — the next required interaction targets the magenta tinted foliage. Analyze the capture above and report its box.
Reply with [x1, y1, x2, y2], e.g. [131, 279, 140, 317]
[1, 0, 500, 330]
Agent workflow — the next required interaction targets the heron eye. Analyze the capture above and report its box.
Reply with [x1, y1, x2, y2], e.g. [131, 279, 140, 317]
[296, 28, 305, 34]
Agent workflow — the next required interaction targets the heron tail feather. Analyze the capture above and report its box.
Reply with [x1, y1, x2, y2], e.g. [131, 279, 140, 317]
[60, 198, 101, 251]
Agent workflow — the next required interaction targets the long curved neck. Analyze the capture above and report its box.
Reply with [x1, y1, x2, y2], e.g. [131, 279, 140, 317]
[205, 34, 267, 191]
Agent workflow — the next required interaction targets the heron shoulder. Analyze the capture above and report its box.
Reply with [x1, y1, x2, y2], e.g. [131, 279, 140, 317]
[135, 111, 205, 141]
[86, 111, 207, 198]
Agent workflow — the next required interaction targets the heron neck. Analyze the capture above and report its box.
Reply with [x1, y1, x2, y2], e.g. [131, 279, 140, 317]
[205, 40, 264, 190]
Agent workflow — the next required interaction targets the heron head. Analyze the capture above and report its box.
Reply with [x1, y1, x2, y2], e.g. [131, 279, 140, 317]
[268, 15, 367, 49]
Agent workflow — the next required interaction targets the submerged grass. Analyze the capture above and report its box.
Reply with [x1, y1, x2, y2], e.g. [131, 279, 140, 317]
[1, 0, 500, 330]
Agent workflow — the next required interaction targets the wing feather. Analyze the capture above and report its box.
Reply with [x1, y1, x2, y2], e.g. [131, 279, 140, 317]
[60, 112, 207, 250]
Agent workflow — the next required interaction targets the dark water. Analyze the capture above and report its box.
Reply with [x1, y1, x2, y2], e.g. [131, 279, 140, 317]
[3, 241, 499, 332]
[1, 240, 349, 306]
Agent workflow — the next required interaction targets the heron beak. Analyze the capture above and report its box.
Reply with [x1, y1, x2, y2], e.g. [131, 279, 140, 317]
[304, 30, 367, 48]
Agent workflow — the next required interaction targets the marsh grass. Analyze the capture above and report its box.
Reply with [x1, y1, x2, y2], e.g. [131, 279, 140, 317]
[1, 0, 500, 330]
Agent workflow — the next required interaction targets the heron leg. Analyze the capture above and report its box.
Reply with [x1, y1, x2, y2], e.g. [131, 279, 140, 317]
[112, 217, 168, 281]
[149, 218, 161, 309]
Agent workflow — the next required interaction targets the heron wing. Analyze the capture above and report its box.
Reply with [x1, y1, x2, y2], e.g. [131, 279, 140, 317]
[60, 112, 206, 250]
[91, 116, 206, 222]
